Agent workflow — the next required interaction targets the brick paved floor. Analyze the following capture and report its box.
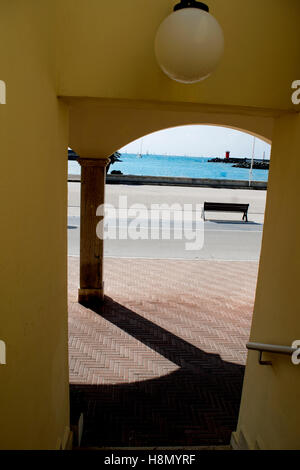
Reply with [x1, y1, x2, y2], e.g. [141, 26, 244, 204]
[68, 257, 258, 447]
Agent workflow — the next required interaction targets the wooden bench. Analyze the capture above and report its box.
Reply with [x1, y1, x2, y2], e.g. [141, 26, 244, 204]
[202, 202, 249, 222]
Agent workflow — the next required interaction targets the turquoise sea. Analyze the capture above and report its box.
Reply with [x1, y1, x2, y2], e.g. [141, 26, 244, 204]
[68, 154, 269, 182]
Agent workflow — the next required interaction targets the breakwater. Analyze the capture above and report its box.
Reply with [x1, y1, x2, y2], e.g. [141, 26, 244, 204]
[208, 157, 270, 170]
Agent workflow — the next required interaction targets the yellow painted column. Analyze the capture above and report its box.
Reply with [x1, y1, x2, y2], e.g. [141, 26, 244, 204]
[232, 112, 300, 450]
[78, 157, 109, 304]
[0, 1, 70, 449]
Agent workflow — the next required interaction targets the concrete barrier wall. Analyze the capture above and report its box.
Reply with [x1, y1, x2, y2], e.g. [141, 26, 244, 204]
[68, 173, 268, 190]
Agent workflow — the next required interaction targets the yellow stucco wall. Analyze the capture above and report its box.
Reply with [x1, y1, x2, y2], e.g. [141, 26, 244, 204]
[0, 1, 69, 449]
[57, 0, 300, 110]
[0, 0, 300, 449]
[233, 113, 300, 450]
[66, 98, 275, 157]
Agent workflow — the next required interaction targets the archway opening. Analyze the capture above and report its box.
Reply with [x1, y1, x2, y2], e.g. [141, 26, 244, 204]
[67, 124, 271, 447]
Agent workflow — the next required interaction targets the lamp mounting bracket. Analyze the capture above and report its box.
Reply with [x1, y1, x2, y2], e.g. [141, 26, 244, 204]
[173, 1, 209, 12]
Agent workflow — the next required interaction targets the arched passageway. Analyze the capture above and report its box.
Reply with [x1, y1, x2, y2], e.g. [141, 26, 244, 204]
[68, 122, 270, 446]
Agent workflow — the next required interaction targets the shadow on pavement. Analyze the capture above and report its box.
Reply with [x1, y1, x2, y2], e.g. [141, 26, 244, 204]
[207, 219, 262, 226]
[70, 296, 245, 447]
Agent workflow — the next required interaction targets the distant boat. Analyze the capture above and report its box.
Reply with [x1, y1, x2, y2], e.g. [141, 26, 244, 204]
[137, 139, 143, 158]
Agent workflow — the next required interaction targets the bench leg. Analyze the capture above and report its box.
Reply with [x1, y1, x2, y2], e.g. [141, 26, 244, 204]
[243, 212, 248, 222]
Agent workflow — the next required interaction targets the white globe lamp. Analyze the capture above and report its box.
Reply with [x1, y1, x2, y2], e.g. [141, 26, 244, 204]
[155, 0, 224, 84]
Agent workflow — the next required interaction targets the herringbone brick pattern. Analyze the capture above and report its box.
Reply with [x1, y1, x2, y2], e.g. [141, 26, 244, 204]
[68, 257, 258, 447]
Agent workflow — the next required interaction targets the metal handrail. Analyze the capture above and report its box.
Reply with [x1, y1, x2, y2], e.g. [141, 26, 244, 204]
[246, 342, 296, 365]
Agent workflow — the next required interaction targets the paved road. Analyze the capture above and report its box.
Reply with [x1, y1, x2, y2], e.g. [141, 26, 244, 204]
[68, 183, 265, 261]
[68, 215, 263, 261]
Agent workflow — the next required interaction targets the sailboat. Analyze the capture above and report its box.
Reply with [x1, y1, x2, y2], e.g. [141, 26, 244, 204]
[137, 139, 143, 158]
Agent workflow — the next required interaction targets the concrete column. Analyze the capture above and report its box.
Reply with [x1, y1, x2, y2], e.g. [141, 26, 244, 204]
[77, 157, 110, 304]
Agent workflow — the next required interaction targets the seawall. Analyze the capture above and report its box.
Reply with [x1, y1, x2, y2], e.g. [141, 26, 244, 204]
[68, 174, 267, 190]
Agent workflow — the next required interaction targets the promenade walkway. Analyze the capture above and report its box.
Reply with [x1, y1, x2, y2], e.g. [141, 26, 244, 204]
[68, 257, 258, 447]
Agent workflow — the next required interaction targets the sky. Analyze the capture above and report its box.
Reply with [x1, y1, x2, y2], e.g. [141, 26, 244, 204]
[118, 125, 271, 159]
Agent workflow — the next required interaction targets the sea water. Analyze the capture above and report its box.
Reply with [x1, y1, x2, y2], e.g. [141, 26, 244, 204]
[68, 154, 269, 182]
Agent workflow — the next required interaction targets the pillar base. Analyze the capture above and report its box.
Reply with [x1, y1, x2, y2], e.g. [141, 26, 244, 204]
[78, 286, 104, 304]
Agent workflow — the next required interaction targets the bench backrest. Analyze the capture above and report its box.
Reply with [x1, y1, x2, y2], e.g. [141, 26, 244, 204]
[204, 202, 249, 212]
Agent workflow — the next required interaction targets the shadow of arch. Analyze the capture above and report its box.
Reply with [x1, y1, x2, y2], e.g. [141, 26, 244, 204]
[70, 296, 245, 447]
